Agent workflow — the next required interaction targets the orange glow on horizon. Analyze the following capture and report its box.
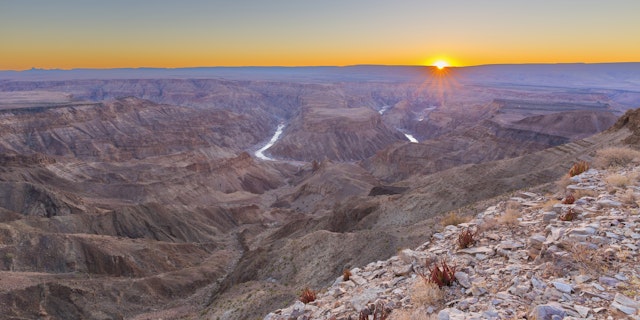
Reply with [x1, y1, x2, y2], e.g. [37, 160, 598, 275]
[434, 60, 449, 70]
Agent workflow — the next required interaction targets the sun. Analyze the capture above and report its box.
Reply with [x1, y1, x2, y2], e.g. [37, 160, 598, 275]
[434, 60, 449, 70]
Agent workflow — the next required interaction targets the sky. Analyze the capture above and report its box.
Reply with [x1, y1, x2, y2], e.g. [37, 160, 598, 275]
[1, 0, 640, 70]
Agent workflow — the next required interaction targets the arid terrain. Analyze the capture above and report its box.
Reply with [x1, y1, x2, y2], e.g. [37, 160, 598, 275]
[0, 64, 639, 319]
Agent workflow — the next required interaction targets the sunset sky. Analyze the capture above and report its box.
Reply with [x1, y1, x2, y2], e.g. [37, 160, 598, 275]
[1, 0, 639, 70]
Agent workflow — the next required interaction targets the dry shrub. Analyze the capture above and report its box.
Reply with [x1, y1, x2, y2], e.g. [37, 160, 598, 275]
[594, 147, 640, 168]
[606, 173, 632, 187]
[440, 211, 471, 226]
[457, 227, 477, 249]
[299, 287, 316, 304]
[620, 189, 638, 206]
[567, 243, 612, 274]
[500, 201, 521, 225]
[555, 174, 572, 193]
[411, 278, 444, 306]
[478, 217, 498, 233]
[536, 198, 560, 211]
[569, 161, 590, 177]
[572, 189, 597, 199]
[506, 201, 521, 211]
[343, 269, 352, 281]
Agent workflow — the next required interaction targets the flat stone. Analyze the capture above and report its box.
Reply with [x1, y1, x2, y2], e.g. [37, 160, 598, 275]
[614, 293, 639, 309]
[455, 271, 471, 288]
[599, 276, 620, 287]
[592, 283, 605, 291]
[458, 246, 495, 256]
[349, 289, 380, 312]
[574, 274, 591, 284]
[398, 249, 427, 265]
[574, 305, 590, 318]
[437, 308, 465, 320]
[615, 273, 629, 281]
[498, 240, 524, 250]
[542, 212, 558, 223]
[567, 185, 597, 190]
[530, 304, 566, 320]
[597, 199, 622, 208]
[392, 263, 413, 276]
[349, 275, 367, 286]
[612, 302, 637, 315]
[470, 284, 488, 296]
[531, 277, 546, 290]
[569, 226, 597, 235]
[520, 192, 539, 199]
[547, 227, 566, 242]
[528, 235, 547, 252]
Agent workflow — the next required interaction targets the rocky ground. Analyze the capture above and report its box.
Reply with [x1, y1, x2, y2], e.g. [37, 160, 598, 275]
[266, 164, 640, 319]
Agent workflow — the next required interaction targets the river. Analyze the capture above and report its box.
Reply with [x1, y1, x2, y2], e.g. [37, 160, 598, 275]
[255, 124, 285, 161]
[404, 133, 419, 143]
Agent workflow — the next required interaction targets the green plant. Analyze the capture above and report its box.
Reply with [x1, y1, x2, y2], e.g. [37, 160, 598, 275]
[299, 287, 316, 304]
[457, 227, 476, 249]
[343, 269, 352, 281]
[559, 208, 577, 221]
[569, 161, 589, 177]
[419, 260, 456, 288]
[562, 194, 575, 204]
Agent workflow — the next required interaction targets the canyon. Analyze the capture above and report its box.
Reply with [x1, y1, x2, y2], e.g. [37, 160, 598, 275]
[0, 64, 639, 319]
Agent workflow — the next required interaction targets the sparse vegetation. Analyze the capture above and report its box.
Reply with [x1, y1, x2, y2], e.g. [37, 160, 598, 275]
[559, 208, 577, 221]
[619, 189, 638, 206]
[562, 194, 575, 204]
[299, 287, 316, 304]
[555, 174, 571, 193]
[605, 173, 635, 187]
[572, 189, 597, 199]
[594, 147, 640, 168]
[419, 260, 456, 288]
[500, 201, 521, 225]
[457, 227, 477, 249]
[440, 211, 471, 226]
[567, 243, 612, 274]
[536, 197, 560, 211]
[410, 278, 444, 307]
[568, 160, 590, 177]
[477, 216, 498, 233]
[343, 269, 352, 281]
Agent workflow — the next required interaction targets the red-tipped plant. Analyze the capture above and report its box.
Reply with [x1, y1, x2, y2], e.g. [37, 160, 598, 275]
[419, 260, 457, 288]
[343, 269, 352, 281]
[457, 227, 477, 249]
[299, 287, 316, 304]
[569, 161, 590, 177]
[560, 208, 577, 221]
[562, 194, 576, 205]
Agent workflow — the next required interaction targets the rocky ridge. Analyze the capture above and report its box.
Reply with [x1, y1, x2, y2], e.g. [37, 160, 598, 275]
[266, 165, 640, 319]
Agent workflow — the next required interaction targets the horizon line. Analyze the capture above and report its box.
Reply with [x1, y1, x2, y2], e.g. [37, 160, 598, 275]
[2, 61, 640, 72]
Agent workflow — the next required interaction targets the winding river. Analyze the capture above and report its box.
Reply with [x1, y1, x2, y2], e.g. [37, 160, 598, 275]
[255, 124, 285, 161]
[404, 133, 419, 143]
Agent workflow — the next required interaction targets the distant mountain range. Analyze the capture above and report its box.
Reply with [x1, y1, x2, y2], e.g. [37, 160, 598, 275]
[1, 63, 640, 90]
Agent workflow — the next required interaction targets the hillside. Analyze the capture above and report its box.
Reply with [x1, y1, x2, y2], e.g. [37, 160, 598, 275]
[266, 162, 640, 319]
